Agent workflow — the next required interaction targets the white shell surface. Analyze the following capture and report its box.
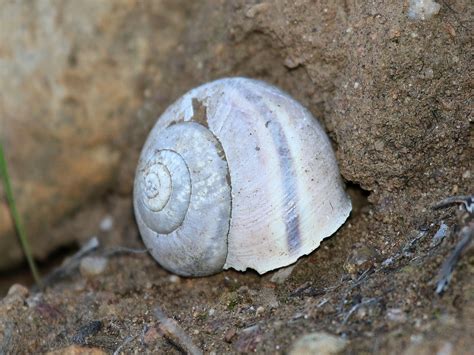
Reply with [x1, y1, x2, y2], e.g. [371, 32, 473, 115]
[134, 122, 231, 276]
[134, 77, 352, 276]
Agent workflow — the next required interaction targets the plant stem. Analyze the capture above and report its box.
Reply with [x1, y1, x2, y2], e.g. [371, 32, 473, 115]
[0, 141, 42, 288]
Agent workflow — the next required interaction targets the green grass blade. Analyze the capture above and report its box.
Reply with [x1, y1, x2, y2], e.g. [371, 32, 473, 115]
[0, 141, 42, 288]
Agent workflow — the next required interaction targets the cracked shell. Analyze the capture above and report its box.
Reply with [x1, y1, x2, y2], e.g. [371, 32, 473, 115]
[133, 77, 351, 276]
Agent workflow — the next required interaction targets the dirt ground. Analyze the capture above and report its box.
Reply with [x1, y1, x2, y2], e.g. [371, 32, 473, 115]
[0, 194, 472, 354]
[0, 1, 472, 354]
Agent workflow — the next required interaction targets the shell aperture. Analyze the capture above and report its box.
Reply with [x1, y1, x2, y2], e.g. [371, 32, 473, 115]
[134, 78, 352, 276]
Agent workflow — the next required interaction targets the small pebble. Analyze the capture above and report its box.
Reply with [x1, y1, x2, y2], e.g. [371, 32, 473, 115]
[79, 256, 108, 277]
[344, 243, 379, 277]
[26, 293, 43, 308]
[408, 0, 441, 20]
[386, 308, 407, 323]
[143, 326, 160, 345]
[256, 306, 265, 316]
[99, 215, 114, 232]
[270, 265, 295, 284]
[46, 345, 107, 355]
[289, 332, 348, 355]
[224, 328, 237, 343]
[3, 283, 29, 308]
[208, 308, 216, 316]
[7, 283, 29, 298]
[245, 2, 271, 18]
[168, 275, 180, 283]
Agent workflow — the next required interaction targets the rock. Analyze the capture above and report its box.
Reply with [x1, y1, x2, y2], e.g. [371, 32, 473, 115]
[343, 243, 379, 277]
[79, 256, 108, 277]
[224, 328, 237, 343]
[270, 265, 295, 284]
[2, 283, 29, 308]
[289, 332, 348, 355]
[143, 326, 160, 345]
[6, 284, 29, 299]
[386, 308, 407, 323]
[98, 215, 114, 232]
[255, 306, 265, 316]
[234, 325, 262, 353]
[403, 340, 454, 355]
[407, 0, 441, 20]
[0, 0, 186, 270]
[46, 345, 106, 355]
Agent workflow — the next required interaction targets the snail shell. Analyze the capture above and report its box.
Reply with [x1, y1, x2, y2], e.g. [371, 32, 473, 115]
[134, 77, 351, 276]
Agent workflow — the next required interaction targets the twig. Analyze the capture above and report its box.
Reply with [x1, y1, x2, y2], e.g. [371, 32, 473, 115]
[154, 306, 203, 355]
[113, 334, 138, 355]
[0, 141, 42, 288]
[342, 298, 380, 324]
[430, 222, 449, 247]
[39, 237, 99, 288]
[103, 246, 149, 257]
[435, 224, 473, 294]
[402, 230, 428, 255]
[40, 238, 148, 288]
[432, 195, 473, 213]
[432, 195, 473, 294]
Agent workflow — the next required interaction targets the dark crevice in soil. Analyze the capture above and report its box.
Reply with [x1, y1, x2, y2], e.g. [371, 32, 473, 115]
[345, 182, 371, 217]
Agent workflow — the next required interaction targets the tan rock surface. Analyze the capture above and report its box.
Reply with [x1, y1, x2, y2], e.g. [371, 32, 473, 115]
[0, 0, 186, 269]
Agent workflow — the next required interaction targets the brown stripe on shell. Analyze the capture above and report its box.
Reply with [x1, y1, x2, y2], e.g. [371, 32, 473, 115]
[237, 85, 302, 254]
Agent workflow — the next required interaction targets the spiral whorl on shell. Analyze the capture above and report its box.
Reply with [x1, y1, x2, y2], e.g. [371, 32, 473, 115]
[134, 77, 352, 277]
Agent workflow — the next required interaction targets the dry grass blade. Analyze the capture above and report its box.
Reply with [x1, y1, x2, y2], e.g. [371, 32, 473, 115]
[0, 140, 42, 288]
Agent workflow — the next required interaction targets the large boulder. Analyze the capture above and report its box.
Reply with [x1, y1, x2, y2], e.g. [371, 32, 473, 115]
[0, 0, 186, 269]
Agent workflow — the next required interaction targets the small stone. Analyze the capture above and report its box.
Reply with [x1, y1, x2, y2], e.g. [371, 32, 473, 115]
[256, 306, 265, 316]
[79, 256, 108, 277]
[224, 328, 237, 343]
[290, 332, 348, 355]
[270, 265, 295, 284]
[3, 283, 29, 307]
[99, 215, 114, 232]
[245, 2, 271, 18]
[7, 283, 29, 298]
[403, 340, 454, 355]
[26, 293, 43, 308]
[46, 345, 107, 355]
[283, 56, 302, 69]
[408, 0, 441, 21]
[168, 275, 180, 283]
[234, 326, 262, 353]
[386, 308, 407, 323]
[374, 140, 385, 151]
[423, 68, 434, 79]
[344, 243, 379, 277]
[143, 326, 160, 345]
[208, 308, 216, 316]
